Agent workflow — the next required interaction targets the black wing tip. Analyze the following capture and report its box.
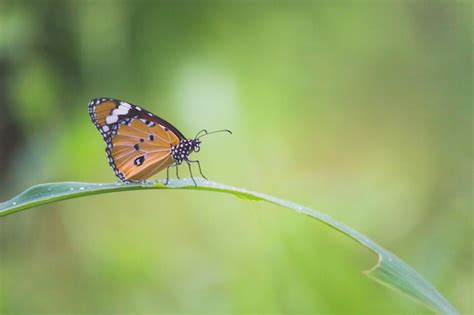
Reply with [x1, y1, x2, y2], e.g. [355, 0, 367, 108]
[89, 97, 116, 106]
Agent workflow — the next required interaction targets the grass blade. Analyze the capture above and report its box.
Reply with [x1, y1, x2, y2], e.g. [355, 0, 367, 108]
[0, 178, 458, 314]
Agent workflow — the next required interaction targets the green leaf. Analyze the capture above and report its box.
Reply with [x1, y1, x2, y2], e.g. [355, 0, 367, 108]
[0, 178, 458, 314]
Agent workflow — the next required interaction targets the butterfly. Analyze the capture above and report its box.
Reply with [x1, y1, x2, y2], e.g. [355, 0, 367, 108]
[88, 98, 231, 185]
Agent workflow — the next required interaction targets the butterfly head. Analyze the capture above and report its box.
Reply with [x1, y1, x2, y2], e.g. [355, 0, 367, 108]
[192, 139, 201, 152]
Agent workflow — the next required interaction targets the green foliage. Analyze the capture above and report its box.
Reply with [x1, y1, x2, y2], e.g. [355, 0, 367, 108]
[1, 1, 470, 312]
[0, 179, 458, 314]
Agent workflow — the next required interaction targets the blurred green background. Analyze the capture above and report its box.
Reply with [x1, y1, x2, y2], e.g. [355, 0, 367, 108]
[0, 1, 471, 313]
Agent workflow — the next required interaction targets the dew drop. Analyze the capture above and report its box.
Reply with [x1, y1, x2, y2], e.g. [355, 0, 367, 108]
[79, 187, 85, 190]
[12, 202, 16, 205]
[70, 188, 74, 191]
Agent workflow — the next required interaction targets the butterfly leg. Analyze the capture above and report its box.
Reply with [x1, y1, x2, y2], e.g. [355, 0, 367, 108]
[187, 159, 207, 180]
[165, 166, 171, 185]
[175, 164, 180, 179]
[186, 160, 197, 187]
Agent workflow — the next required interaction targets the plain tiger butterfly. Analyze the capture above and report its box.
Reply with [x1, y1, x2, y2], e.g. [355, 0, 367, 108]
[88, 98, 231, 185]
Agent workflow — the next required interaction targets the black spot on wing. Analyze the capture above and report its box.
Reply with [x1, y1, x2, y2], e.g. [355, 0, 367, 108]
[134, 156, 145, 166]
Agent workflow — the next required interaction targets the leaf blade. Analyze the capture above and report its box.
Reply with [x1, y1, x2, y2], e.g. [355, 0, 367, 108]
[0, 179, 458, 314]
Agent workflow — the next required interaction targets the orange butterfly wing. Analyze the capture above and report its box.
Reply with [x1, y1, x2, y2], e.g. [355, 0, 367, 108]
[89, 98, 184, 181]
[108, 119, 179, 181]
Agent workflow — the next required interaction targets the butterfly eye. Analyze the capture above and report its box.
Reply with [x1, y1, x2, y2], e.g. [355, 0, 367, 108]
[194, 144, 200, 152]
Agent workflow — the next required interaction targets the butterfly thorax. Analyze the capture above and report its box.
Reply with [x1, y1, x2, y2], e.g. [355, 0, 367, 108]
[171, 139, 201, 164]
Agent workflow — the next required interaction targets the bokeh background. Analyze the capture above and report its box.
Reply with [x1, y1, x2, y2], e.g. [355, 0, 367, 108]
[0, 1, 471, 313]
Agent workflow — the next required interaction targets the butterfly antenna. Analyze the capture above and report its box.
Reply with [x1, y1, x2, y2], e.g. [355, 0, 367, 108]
[194, 129, 208, 139]
[196, 129, 232, 139]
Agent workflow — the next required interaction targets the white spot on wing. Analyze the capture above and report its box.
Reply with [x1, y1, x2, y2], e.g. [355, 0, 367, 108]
[113, 107, 129, 115]
[120, 102, 131, 109]
[106, 115, 118, 124]
[102, 125, 110, 132]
